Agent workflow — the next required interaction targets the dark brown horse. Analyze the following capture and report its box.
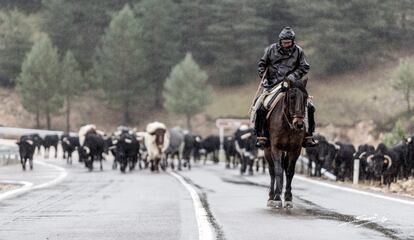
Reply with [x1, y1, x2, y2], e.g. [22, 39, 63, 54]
[265, 80, 307, 209]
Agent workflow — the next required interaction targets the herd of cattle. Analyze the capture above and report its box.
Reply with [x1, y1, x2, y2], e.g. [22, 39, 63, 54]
[307, 134, 414, 187]
[14, 123, 262, 174]
[15, 123, 414, 187]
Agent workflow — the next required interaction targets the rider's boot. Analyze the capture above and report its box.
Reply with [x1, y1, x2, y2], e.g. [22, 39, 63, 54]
[302, 102, 317, 148]
[254, 106, 269, 149]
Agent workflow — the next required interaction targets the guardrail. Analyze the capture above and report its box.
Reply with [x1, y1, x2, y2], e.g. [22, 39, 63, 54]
[297, 156, 337, 181]
[0, 142, 19, 166]
[0, 127, 76, 139]
[0, 126, 64, 138]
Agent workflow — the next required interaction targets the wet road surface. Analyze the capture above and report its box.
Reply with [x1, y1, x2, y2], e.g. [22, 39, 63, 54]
[1, 156, 413, 240]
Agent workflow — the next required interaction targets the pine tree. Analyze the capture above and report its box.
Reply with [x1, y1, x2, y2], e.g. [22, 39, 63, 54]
[163, 53, 213, 130]
[42, 0, 132, 70]
[93, 4, 148, 124]
[0, 10, 33, 86]
[175, 0, 216, 65]
[203, 0, 268, 85]
[61, 51, 83, 132]
[18, 35, 62, 129]
[391, 58, 414, 113]
[133, 0, 182, 107]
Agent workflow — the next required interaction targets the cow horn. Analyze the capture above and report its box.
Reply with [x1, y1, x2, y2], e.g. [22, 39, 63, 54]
[358, 152, 367, 159]
[384, 155, 392, 169]
[241, 133, 252, 139]
[366, 154, 374, 163]
[83, 146, 90, 155]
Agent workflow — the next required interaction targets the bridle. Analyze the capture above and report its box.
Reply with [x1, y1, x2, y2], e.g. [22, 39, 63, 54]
[282, 81, 306, 130]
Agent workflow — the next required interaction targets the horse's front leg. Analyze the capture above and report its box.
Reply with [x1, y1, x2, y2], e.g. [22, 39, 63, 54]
[284, 149, 301, 208]
[265, 148, 276, 207]
[272, 150, 284, 208]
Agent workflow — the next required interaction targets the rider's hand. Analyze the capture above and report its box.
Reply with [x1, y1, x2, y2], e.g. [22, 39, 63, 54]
[286, 74, 296, 82]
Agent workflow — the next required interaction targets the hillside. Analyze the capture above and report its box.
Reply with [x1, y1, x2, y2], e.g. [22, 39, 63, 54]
[0, 56, 412, 142]
[207, 60, 404, 125]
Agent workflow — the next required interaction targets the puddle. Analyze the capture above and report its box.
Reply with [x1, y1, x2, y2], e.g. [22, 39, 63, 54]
[222, 177, 407, 240]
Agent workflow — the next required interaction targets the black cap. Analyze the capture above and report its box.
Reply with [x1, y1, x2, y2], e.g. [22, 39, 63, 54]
[279, 27, 295, 40]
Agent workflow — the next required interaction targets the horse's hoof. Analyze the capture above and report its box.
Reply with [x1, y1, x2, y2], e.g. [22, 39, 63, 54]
[284, 201, 293, 209]
[267, 200, 274, 207]
[267, 200, 282, 209]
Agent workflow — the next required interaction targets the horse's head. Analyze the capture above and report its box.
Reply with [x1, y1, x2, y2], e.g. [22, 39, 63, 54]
[285, 81, 307, 130]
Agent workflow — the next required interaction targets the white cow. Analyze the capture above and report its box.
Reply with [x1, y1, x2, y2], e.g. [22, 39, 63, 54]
[144, 121, 170, 171]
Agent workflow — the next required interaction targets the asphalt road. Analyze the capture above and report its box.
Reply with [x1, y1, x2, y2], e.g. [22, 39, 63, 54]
[0, 153, 413, 240]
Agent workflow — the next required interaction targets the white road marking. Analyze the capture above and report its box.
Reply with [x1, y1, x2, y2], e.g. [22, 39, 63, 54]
[33, 160, 68, 189]
[295, 175, 414, 206]
[169, 171, 215, 240]
[0, 160, 68, 202]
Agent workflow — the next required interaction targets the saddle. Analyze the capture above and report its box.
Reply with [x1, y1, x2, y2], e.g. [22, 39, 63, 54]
[250, 82, 286, 123]
[250, 76, 309, 125]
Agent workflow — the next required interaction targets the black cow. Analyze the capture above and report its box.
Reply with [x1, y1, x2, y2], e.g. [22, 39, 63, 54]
[113, 132, 140, 173]
[182, 134, 195, 168]
[200, 135, 220, 163]
[369, 143, 402, 188]
[43, 134, 59, 158]
[223, 136, 237, 169]
[192, 135, 203, 162]
[354, 144, 376, 182]
[182, 133, 205, 170]
[406, 136, 414, 177]
[79, 132, 105, 171]
[234, 127, 256, 175]
[334, 142, 356, 181]
[17, 135, 36, 171]
[305, 135, 333, 177]
[61, 134, 80, 165]
[103, 137, 115, 156]
[388, 141, 407, 180]
[28, 133, 43, 154]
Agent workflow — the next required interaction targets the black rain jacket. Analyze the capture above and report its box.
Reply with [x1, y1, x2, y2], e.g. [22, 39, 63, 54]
[258, 43, 310, 88]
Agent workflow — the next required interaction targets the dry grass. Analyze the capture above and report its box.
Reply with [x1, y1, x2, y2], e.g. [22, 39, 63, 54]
[206, 60, 406, 127]
[205, 81, 258, 119]
[0, 183, 17, 192]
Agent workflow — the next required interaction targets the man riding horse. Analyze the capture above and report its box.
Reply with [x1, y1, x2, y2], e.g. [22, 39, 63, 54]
[254, 27, 316, 149]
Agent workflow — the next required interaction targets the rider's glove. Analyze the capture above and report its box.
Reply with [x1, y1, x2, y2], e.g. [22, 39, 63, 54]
[286, 74, 296, 82]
